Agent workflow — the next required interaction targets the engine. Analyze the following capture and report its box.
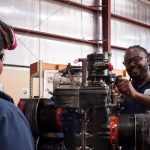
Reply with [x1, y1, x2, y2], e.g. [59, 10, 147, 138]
[18, 53, 150, 150]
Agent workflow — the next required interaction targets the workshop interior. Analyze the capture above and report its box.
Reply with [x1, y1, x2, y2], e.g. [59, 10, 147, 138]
[0, 0, 150, 150]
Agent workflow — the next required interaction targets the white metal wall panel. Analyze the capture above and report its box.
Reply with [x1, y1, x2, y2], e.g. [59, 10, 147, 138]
[71, 0, 96, 5]
[0, 0, 39, 30]
[146, 5, 150, 24]
[40, 1, 95, 39]
[0, 0, 96, 66]
[111, 49, 125, 70]
[111, 0, 150, 69]
[111, 0, 150, 24]
[111, 19, 150, 51]
[40, 1, 82, 38]
[71, 0, 81, 3]
[40, 38, 94, 65]
[4, 34, 40, 66]
[0, 0, 149, 70]
[82, 11, 95, 39]
[4, 36, 94, 66]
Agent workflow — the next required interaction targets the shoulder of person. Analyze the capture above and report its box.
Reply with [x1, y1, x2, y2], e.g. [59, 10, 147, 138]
[143, 81, 150, 96]
[0, 91, 14, 103]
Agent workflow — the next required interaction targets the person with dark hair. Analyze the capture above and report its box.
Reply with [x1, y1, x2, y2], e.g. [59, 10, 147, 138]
[0, 20, 35, 150]
[115, 45, 150, 150]
[116, 45, 150, 114]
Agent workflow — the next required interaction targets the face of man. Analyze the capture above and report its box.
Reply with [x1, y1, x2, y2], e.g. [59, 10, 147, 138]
[124, 48, 149, 82]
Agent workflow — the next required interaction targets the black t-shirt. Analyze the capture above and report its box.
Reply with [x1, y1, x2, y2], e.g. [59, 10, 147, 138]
[121, 81, 150, 114]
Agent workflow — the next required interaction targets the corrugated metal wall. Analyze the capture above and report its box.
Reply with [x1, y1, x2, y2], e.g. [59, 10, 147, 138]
[111, 0, 150, 69]
[0, 0, 149, 69]
[0, 0, 95, 66]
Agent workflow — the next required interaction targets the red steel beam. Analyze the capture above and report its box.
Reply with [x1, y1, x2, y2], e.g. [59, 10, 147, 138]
[111, 45, 127, 51]
[112, 13, 150, 29]
[14, 27, 128, 51]
[14, 27, 98, 46]
[102, 0, 111, 52]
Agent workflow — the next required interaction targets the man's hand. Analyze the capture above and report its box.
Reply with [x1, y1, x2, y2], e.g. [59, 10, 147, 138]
[115, 76, 138, 99]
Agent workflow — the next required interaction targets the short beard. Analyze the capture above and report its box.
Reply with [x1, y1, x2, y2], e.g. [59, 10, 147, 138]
[129, 65, 149, 83]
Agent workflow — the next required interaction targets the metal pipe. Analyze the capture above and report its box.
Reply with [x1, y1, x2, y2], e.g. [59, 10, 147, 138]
[102, 0, 111, 52]
[39, 60, 44, 98]
[94, 0, 101, 53]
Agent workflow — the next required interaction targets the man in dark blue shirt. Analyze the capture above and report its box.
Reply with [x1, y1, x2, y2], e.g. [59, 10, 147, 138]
[121, 81, 150, 114]
[0, 20, 34, 150]
[116, 45, 150, 114]
[116, 45, 150, 150]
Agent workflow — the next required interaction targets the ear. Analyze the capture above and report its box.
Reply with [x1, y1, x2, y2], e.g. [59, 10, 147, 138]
[147, 57, 150, 66]
[146, 53, 150, 64]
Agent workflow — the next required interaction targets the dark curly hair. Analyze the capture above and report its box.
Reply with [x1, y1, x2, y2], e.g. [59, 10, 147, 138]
[127, 45, 149, 57]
